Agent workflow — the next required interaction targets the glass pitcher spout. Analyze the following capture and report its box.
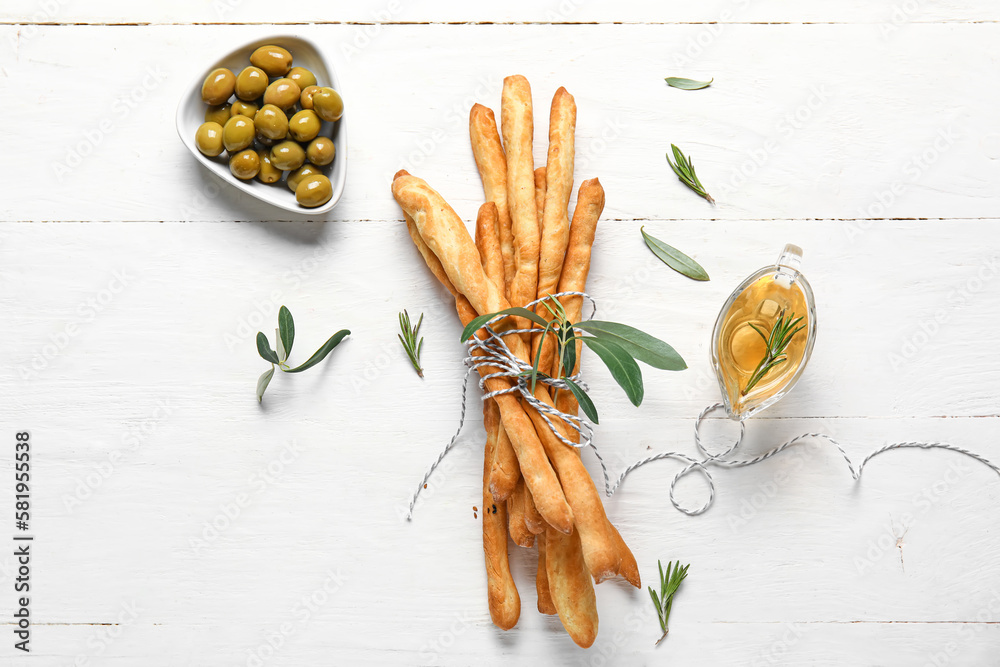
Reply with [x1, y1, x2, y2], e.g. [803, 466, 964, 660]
[710, 245, 817, 421]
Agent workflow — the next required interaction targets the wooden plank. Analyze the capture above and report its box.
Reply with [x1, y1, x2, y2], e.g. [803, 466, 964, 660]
[6, 221, 999, 418]
[3, 219, 999, 661]
[2, 0, 999, 25]
[1, 23, 999, 222]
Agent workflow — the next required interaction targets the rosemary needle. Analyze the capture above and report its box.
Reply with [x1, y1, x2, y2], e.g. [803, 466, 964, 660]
[666, 144, 715, 204]
[742, 310, 805, 396]
[649, 559, 690, 645]
[398, 309, 425, 378]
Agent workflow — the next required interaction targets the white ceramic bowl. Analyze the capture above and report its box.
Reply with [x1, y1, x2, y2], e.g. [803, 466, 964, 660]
[176, 35, 347, 215]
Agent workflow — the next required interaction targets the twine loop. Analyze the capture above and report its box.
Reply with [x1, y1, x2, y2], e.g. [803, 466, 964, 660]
[464, 291, 598, 451]
[404, 293, 1000, 521]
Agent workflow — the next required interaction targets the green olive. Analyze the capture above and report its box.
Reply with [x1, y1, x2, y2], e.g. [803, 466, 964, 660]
[195, 121, 225, 157]
[288, 109, 321, 142]
[255, 131, 277, 147]
[270, 141, 305, 171]
[286, 66, 317, 91]
[222, 115, 255, 152]
[229, 149, 260, 180]
[204, 104, 231, 125]
[311, 87, 343, 122]
[295, 173, 333, 208]
[263, 78, 301, 111]
[253, 104, 288, 140]
[250, 45, 293, 77]
[230, 99, 259, 118]
[286, 163, 322, 192]
[299, 85, 321, 110]
[235, 66, 268, 101]
[257, 152, 282, 184]
[201, 68, 236, 105]
[306, 137, 335, 166]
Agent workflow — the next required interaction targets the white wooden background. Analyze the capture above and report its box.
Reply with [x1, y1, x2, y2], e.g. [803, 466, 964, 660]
[3, 2, 1000, 665]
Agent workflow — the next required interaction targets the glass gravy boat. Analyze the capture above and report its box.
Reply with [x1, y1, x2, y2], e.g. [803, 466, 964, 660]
[711, 244, 817, 421]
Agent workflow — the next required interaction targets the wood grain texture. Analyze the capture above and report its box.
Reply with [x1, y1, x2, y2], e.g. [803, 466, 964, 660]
[2, 0, 999, 24]
[3, 221, 999, 665]
[1, 23, 999, 222]
[3, 4, 1000, 663]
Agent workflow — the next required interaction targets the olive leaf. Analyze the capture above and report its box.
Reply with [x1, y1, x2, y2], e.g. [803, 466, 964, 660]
[641, 227, 710, 281]
[529, 320, 555, 393]
[665, 77, 713, 90]
[465, 296, 688, 421]
[278, 306, 295, 358]
[558, 328, 578, 378]
[460, 307, 548, 342]
[284, 330, 351, 373]
[575, 320, 687, 370]
[256, 332, 280, 364]
[564, 377, 599, 424]
[276, 328, 287, 364]
[582, 337, 644, 407]
[255, 308, 350, 402]
[256, 366, 275, 404]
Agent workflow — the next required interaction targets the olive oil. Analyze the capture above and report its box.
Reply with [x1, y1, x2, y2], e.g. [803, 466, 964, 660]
[711, 245, 817, 420]
[716, 274, 809, 409]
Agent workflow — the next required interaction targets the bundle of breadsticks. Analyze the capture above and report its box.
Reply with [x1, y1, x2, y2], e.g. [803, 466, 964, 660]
[392, 75, 638, 648]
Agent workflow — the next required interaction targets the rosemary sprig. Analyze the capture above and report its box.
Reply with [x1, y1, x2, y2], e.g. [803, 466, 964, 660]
[398, 309, 425, 378]
[742, 310, 805, 396]
[649, 560, 690, 646]
[667, 144, 715, 204]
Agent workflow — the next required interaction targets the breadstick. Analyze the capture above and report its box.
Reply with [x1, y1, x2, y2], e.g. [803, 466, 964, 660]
[490, 427, 519, 503]
[548, 177, 640, 587]
[534, 167, 546, 225]
[393, 171, 573, 534]
[393, 171, 505, 321]
[500, 75, 539, 311]
[552, 178, 605, 402]
[607, 522, 641, 588]
[537, 87, 576, 303]
[475, 202, 504, 289]
[530, 88, 578, 377]
[522, 484, 546, 535]
[483, 396, 520, 630]
[507, 478, 535, 548]
[413, 180, 611, 577]
[546, 524, 599, 648]
[536, 535, 557, 615]
[455, 295, 572, 534]
[557, 178, 604, 334]
[474, 202, 520, 502]
[526, 385, 619, 582]
[519, 171, 617, 581]
[470, 104, 516, 293]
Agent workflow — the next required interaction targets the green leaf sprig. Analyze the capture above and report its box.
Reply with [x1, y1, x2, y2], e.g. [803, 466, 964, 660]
[398, 310, 425, 378]
[641, 227, 710, 281]
[256, 305, 350, 403]
[665, 76, 713, 90]
[667, 144, 714, 204]
[649, 560, 690, 646]
[742, 310, 805, 396]
[460, 297, 686, 424]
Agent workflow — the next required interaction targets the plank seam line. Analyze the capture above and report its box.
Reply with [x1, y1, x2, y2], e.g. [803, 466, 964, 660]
[1, 21, 999, 27]
[4, 217, 997, 223]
